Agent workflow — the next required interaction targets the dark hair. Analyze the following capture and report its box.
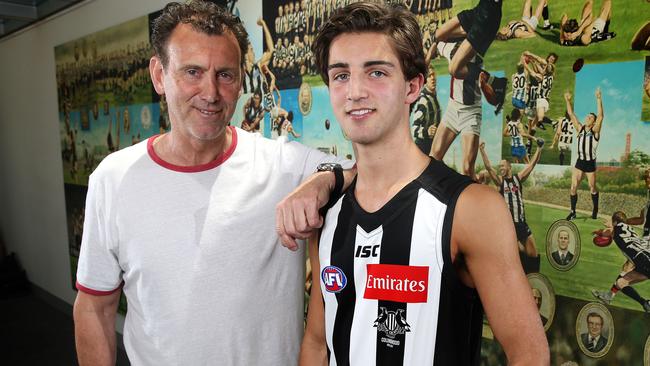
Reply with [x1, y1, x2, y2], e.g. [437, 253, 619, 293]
[151, 0, 249, 68]
[547, 52, 559, 62]
[612, 211, 627, 225]
[517, 64, 525, 73]
[587, 312, 604, 325]
[312, 2, 426, 86]
[563, 19, 579, 33]
[510, 109, 521, 121]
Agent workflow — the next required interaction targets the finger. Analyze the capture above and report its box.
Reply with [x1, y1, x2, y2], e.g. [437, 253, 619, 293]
[276, 204, 298, 250]
[291, 199, 310, 234]
[305, 198, 324, 230]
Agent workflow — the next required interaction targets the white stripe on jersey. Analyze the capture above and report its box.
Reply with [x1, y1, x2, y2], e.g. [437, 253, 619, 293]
[349, 225, 382, 366]
[403, 190, 447, 366]
[577, 126, 599, 161]
[319, 198, 342, 366]
[539, 74, 554, 100]
[507, 121, 524, 147]
[558, 118, 574, 144]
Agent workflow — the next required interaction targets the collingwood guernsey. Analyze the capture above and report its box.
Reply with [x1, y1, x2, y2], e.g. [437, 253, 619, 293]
[318, 159, 483, 366]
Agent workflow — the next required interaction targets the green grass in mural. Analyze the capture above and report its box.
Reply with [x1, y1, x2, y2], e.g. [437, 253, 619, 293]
[428, 0, 649, 165]
[642, 90, 650, 122]
[526, 202, 650, 313]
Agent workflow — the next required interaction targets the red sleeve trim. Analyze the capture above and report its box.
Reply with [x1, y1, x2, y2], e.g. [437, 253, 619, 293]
[76, 281, 123, 296]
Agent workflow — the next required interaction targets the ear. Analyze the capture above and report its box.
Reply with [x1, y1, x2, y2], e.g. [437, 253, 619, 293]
[149, 56, 165, 95]
[405, 73, 425, 105]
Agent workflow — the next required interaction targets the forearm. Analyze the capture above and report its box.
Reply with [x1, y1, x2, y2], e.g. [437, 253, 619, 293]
[74, 308, 117, 366]
[299, 336, 328, 366]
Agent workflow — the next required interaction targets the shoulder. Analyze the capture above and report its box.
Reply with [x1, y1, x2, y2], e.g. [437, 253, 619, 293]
[91, 139, 148, 182]
[416, 159, 474, 205]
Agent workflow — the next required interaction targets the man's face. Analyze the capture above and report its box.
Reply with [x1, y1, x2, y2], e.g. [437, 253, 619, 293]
[150, 24, 241, 142]
[499, 160, 510, 176]
[532, 289, 542, 310]
[558, 230, 570, 250]
[587, 315, 603, 338]
[547, 54, 557, 64]
[426, 71, 436, 91]
[278, 6, 283, 15]
[326, 32, 421, 146]
[253, 94, 261, 107]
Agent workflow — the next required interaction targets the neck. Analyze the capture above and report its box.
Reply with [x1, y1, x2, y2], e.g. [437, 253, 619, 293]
[353, 120, 430, 213]
[154, 127, 232, 166]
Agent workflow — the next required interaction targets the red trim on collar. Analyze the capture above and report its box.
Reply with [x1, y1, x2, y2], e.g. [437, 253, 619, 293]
[147, 126, 238, 172]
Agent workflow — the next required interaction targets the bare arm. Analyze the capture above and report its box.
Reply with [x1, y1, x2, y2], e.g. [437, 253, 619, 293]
[518, 122, 534, 140]
[550, 119, 562, 148]
[479, 142, 502, 186]
[299, 236, 328, 366]
[73, 291, 120, 366]
[518, 143, 543, 182]
[564, 92, 582, 132]
[277, 166, 358, 251]
[524, 61, 543, 82]
[453, 186, 549, 365]
[593, 88, 604, 134]
[502, 123, 510, 137]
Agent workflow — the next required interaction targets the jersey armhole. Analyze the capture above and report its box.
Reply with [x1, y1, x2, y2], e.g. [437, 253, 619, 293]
[440, 181, 480, 297]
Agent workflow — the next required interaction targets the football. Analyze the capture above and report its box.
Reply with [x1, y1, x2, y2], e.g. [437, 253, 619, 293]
[593, 234, 612, 247]
[572, 58, 585, 72]
[480, 73, 497, 105]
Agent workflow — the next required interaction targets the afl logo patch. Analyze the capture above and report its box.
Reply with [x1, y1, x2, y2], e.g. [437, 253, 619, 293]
[321, 266, 347, 293]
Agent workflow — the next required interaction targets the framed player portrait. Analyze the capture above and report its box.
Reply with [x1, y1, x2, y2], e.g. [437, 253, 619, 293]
[576, 302, 614, 358]
[299, 82, 312, 116]
[546, 219, 581, 271]
[527, 273, 555, 332]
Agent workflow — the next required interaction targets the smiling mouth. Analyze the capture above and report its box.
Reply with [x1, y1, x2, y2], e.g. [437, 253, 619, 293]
[347, 108, 375, 117]
[196, 107, 220, 116]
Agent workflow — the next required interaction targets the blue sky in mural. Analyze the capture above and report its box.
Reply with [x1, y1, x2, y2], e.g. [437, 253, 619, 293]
[575, 60, 648, 163]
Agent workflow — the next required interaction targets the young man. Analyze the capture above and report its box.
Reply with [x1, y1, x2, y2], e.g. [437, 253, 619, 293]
[523, 51, 557, 132]
[301, 3, 549, 365]
[592, 210, 650, 313]
[73, 2, 353, 365]
[479, 138, 544, 273]
[565, 89, 603, 220]
[411, 66, 441, 155]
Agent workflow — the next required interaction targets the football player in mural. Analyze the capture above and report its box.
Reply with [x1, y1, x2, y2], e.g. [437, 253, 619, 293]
[549, 111, 574, 166]
[511, 59, 528, 114]
[560, 0, 615, 46]
[523, 51, 557, 132]
[240, 91, 265, 132]
[411, 66, 441, 155]
[503, 109, 534, 164]
[427, 0, 507, 111]
[592, 210, 650, 313]
[564, 89, 603, 221]
[303, 3, 548, 365]
[496, 0, 548, 41]
[479, 138, 544, 273]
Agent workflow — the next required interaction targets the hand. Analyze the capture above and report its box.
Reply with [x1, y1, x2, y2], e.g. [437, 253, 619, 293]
[276, 171, 335, 251]
[256, 17, 263, 26]
[427, 125, 437, 138]
[564, 91, 572, 101]
[595, 87, 602, 99]
[549, 143, 555, 149]
[479, 141, 486, 150]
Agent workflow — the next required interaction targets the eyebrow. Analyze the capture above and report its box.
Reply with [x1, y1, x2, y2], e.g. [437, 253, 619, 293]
[327, 60, 396, 71]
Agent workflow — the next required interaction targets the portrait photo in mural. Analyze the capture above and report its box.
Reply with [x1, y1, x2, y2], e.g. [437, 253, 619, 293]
[55, 0, 650, 363]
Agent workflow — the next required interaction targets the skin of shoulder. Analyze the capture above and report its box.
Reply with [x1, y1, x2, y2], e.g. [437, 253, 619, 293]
[451, 184, 550, 365]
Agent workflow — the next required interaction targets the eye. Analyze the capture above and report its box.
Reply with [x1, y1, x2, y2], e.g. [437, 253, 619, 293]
[186, 69, 201, 78]
[218, 72, 235, 83]
[369, 70, 386, 78]
[331, 72, 349, 82]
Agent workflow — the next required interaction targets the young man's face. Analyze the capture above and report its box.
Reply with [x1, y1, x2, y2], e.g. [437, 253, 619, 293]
[150, 24, 242, 142]
[326, 32, 420, 146]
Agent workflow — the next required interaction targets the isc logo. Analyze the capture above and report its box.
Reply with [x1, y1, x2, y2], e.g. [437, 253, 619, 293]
[355, 244, 380, 258]
[321, 266, 347, 293]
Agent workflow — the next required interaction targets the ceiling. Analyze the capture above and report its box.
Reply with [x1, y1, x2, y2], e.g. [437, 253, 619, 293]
[0, 0, 84, 40]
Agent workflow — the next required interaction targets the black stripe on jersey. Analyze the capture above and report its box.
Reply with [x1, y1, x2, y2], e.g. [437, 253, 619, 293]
[329, 197, 357, 366]
[375, 198, 417, 366]
[419, 161, 483, 366]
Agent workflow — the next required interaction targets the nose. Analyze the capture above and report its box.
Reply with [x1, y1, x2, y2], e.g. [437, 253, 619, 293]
[200, 74, 220, 104]
[346, 73, 368, 102]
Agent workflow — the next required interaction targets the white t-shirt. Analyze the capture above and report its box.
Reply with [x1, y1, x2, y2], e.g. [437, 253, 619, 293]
[77, 126, 342, 365]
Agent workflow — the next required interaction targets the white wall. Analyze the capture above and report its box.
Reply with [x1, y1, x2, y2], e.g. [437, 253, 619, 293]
[0, 0, 168, 329]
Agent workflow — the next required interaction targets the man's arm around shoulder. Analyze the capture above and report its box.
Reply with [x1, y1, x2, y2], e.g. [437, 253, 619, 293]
[453, 184, 550, 365]
[73, 290, 121, 366]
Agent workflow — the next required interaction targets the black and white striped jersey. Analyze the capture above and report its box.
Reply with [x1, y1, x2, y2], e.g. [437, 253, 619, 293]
[501, 175, 525, 223]
[526, 79, 539, 109]
[318, 159, 483, 366]
[613, 222, 650, 266]
[538, 74, 554, 100]
[576, 125, 599, 161]
[557, 117, 574, 144]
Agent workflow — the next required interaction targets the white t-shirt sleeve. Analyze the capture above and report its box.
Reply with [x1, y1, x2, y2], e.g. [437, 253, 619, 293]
[76, 171, 123, 295]
[282, 140, 354, 181]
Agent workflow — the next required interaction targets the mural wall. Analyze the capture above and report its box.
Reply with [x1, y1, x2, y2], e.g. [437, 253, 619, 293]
[56, 0, 650, 364]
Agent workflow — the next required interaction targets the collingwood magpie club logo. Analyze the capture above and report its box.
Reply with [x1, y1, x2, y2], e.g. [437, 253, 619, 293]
[374, 307, 411, 339]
